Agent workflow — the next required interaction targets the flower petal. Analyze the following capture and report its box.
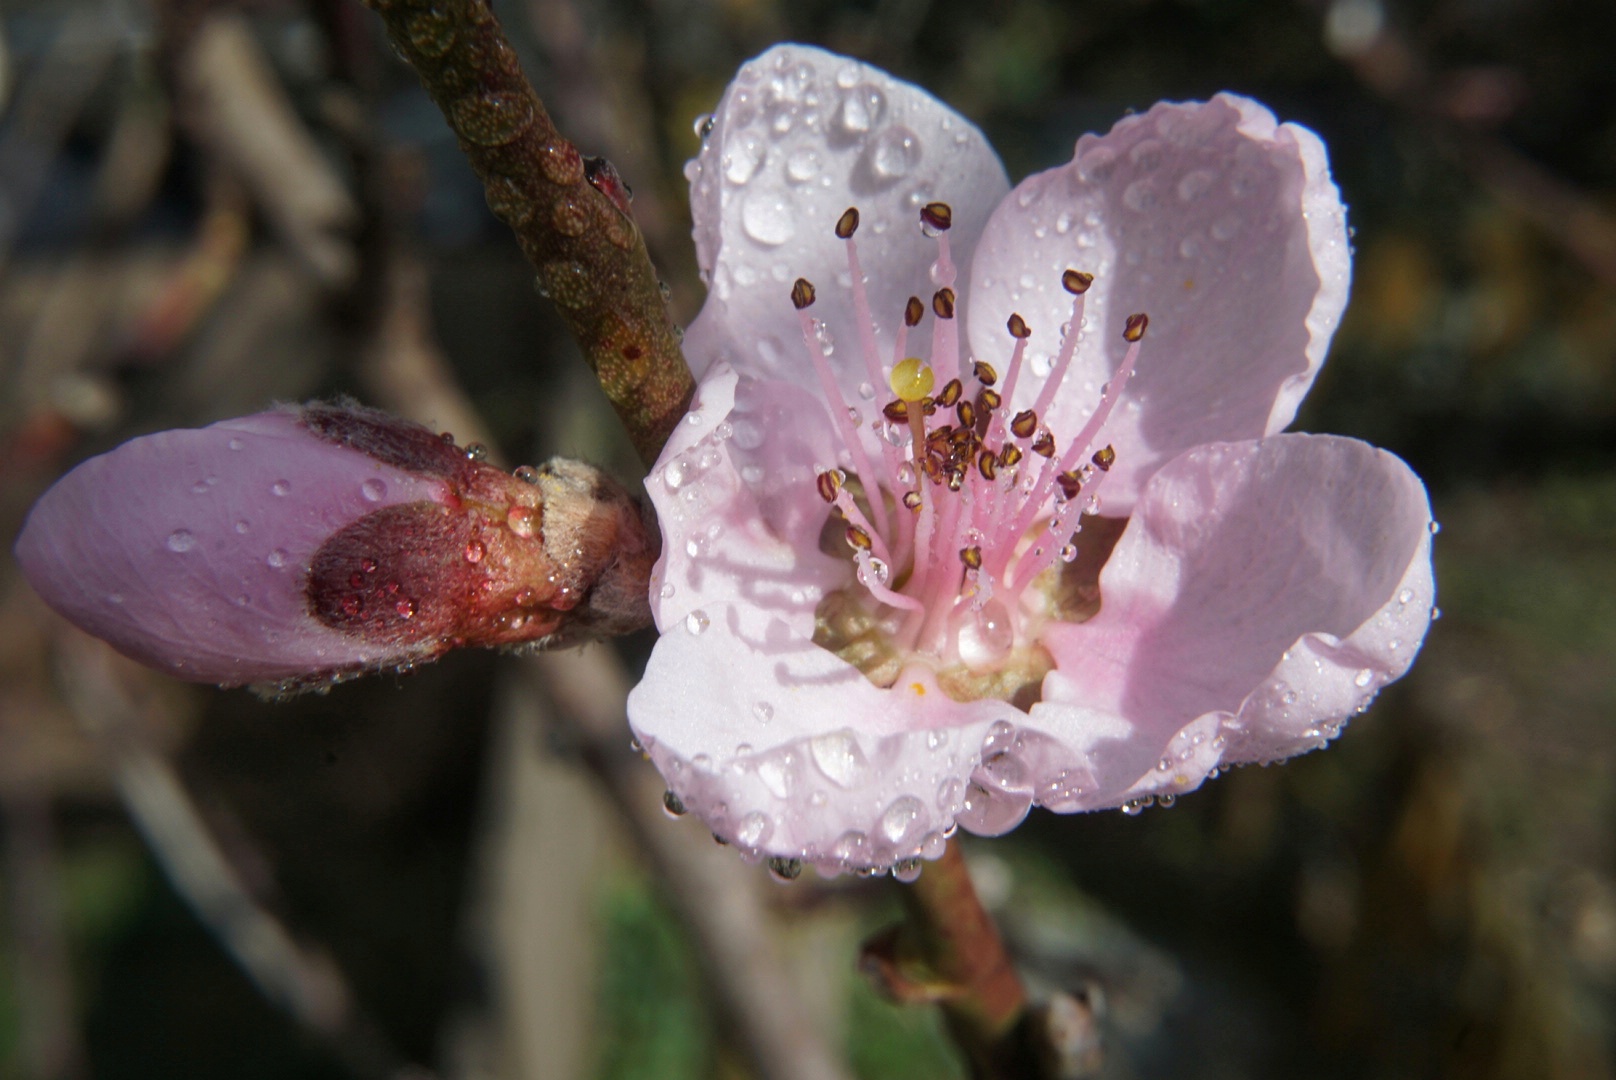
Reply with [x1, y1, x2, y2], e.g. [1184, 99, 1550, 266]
[1034, 434, 1433, 807]
[646, 364, 848, 637]
[628, 599, 1005, 871]
[14, 410, 450, 687]
[965, 94, 1350, 515]
[683, 43, 1010, 397]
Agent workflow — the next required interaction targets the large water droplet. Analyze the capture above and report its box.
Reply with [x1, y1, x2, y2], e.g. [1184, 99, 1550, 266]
[1122, 178, 1158, 212]
[1177, 168, 1215, 202]
[724, 135, 765, 184]
[165, 529, 195, 553]
[735, 811, 771, 848]
[810, 731, 869, 788]
[785, 148, 821, 183]
[741, 190, 796, 246]
[956, 599, 1014, 671]
[836, 85, 886, 134]
[685, 610, 710, 635]
[868, 125, 921, 180]
[361, 478, 387, 502]
[271, 479, 291, 496]
[1353, 668, 1373, 688]
[879, 796, 923, 845]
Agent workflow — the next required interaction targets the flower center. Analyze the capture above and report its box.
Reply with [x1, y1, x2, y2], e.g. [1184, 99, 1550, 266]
[794, 202, 1148, 704]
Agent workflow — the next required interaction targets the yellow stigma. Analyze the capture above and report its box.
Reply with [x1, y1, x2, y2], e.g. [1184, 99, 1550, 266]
[890, 357, 935, 403]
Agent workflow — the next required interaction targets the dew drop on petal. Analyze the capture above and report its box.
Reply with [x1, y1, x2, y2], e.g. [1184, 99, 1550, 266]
[685, 610, 710, 635]
[879, 796, 923, 845]
[165, 529, 195, 553]
[753, 701, 774, 723]
[741, 191, 796, 246]
[868, 125, 921, 180]
[1354, 668, 1373, 688]
[267, 549, 289, 569]
[271, 479, 291, 496]
[234, 520, 250, 534]
[361, 478, 387, 502]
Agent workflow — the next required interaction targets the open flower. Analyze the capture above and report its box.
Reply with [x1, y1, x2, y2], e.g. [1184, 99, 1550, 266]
[627, 44, 1435, 878]
[15, 402, 654, 694]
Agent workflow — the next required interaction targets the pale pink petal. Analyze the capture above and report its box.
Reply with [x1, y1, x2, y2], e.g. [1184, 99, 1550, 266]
[683, 43, 1010, 397]
[14, 409, 449, 687]
[628, 599, 1006, 872]
[1031, 434, 1432, 808]
[646, 365, 849, 636]
[965, 94, 1350, 515]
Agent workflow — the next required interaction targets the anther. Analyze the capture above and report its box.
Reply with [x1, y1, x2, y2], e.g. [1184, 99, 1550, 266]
[835, 207, 859, 239]
[920, 202, 953, 232]
[1056, 470, 1083, 501]
[998, 444, 1023, 468]
[1010, 410, 1038, 439]
[977, 450, 998, 481]
[1031, 430, 1056, 458]
[816, 470, 842, 503]
[955, 399, 976, 429]
[1124, 312, 1149, 342]
[1007, 312, 1031, 339]
[960, 545, 983, 570]
[902, 490, 923, 510]
[973, 361, 998, 386]
[978, 388, 1002, 412]
[846, 525, 873, 551]
[904, 296, 924, 327]
[1062, 269, 1095, 295]
[935, 379, 962, 408]
[932, 288, 956, 320]
[882, 400, 909, 422]
[1091, 445, 1116, 472]
[791, 278, 816, 310]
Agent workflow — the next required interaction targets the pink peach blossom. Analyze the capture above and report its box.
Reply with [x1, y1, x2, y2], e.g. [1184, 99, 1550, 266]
[627, 45, 1435, 878]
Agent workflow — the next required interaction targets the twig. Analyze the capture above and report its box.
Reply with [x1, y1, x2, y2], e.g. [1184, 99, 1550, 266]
[360, 0, 693, 465]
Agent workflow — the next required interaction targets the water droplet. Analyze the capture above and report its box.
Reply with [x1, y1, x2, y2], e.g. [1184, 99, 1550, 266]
[1428, 520, 1442, 535]
[741, 190, 796, 246]
[767, 857, 803, 882]
[165, 529, 195, 553]
[810, 731, 869, 788]
[341, 595, 362, 616]
[663, 789, 688, 817]
[395, 597, 416, 619]
[1210, 212, 1243, 242]
[880, 796, 923, 845]
[724, 135, 765, 184]
[836, 85, 886, 133]
[1397, 587, 1414, 604]
[857, 381, 876, 400]
[1176, 169, 1215, 202]
[450, 90, 534, 147]
[693, 112, 714, 139]
[785, 148, 821, 183]
[271, 479, 291, 496]
[659, 582, 676, 599]
[361, 478, 387, 502]
[1353, 668, 1373, 688]
[753, 701, 774, 723]
[233, 520, 250, 534]
[464, 539, 486, 563]
[956, 598, 1014, 671]
[227, 438, 244, 451]
[507, 506, 537, 538]
[892, 858, 923, 883]
[1122, 178, 1158, 212]
[663, 461, 686, 490]
[735, 812, 771, 848]
[1060, 542, 1079, 562]
[868, 125, 921, 181]
[267, 549, 289, 569]
[685, 610, 710, 635]
[1430, 605, 1443, 620]
[403, 5, 455, 56]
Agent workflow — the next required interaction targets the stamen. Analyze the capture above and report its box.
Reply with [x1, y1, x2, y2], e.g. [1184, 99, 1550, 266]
[1029, 268, 1093, 423]
[931, 288, 956, 320]
[1030, 429, 1055, 458]
[1010, 410, 1038, 439]
[816, 469, 842, 503]
[973, 361, 998, 386]
[935, 379, 962, 408]
[837, 206, 906, 502]
[892, 296, 923, 370]
[845, 524, 872, 551]
[960, 545, 982, 570]
[919, 202, 953, 233]
[835, 207, 859, 239]
[794, 278, 891, 542]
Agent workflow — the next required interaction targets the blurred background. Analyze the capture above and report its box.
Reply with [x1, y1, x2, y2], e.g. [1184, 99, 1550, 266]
[1, 0, 1613, 1077]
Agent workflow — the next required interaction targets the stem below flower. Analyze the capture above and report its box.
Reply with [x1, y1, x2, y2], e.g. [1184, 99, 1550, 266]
[864, 842, 1053, 1079]
[360, 0, 693, 465]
